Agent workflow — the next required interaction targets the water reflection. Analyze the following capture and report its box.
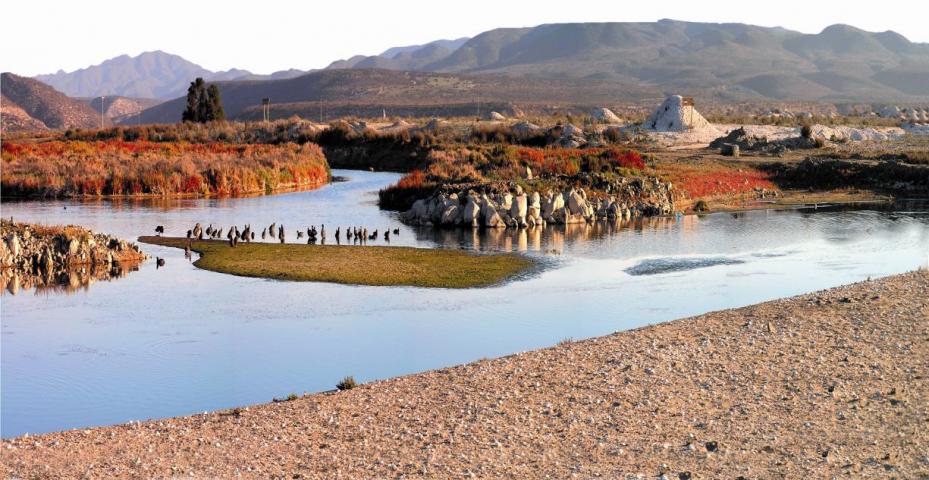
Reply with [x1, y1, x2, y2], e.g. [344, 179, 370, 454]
[412, 215, 690, 253]
[1, 261, 142, 296]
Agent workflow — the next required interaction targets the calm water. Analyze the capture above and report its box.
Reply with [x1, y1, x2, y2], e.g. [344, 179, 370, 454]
[2, 169, 928, 437]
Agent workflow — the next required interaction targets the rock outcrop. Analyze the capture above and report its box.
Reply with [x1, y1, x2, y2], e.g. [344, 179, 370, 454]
[1, 220, 147, 294]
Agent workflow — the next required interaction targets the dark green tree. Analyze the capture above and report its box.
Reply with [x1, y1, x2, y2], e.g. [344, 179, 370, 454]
[207, 84, 225, 121]
[182, 78, 225, 123]
[182, 78, 205, 122]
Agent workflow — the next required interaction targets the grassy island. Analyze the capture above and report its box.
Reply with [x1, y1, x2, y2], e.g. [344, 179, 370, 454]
[139, 236, 535, 288]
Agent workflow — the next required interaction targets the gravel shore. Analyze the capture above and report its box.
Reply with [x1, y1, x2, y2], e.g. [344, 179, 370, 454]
[3, 271, 927, 479]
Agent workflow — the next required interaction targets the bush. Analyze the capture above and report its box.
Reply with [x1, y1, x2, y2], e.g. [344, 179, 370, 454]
[800, 124, 812, 139]
[693, 199, 709, 212]
[336, 376, 357, 391]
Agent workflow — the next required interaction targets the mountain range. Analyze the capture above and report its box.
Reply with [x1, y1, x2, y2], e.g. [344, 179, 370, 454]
[5, 20, 928, 131]
[33, 51, 306, 100]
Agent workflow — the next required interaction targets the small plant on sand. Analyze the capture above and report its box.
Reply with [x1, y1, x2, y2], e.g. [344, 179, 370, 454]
[273, 393, 300, 402]
[336, 376, 358, 391]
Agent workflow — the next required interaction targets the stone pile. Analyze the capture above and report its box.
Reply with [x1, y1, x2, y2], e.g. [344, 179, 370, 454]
[402, 179, 674, 228]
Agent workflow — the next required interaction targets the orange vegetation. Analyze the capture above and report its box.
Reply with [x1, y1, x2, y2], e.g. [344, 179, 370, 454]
[655, 163, 775, 199]
[1, 140, 330, 198]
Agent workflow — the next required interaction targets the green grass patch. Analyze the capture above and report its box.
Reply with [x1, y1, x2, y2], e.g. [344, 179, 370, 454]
[139, 236, 536, 289]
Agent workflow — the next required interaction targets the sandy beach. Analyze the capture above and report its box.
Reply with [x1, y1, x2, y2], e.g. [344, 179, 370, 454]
[2, 270, 927, 479]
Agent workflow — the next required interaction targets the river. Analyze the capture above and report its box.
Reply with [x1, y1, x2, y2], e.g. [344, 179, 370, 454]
[2, 169, 928, 437]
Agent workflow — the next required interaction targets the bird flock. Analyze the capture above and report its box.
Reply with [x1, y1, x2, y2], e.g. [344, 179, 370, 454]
[155, 222, 401, 247]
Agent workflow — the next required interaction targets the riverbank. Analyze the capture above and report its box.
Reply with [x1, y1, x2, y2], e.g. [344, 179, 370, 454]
[140, 236, 536, 288]
[3, 270, 926, 478]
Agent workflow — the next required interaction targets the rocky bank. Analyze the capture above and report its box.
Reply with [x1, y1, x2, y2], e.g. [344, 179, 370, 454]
[0, 220, 147, 294]
[402, 176, 675, 228]
[2, 270, 926, 478]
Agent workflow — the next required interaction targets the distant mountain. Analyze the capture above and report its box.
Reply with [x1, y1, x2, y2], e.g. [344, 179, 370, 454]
[132, 68, 656, 124]
[34, 51, 256, 100]
[1, 73, 108, 130]
[326, 38, 469, 72]
[328, 20, 929, 101]
[379, 38, 469, 59]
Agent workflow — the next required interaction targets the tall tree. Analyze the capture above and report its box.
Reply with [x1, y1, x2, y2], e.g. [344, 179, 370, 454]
[182, 78, 205, 122]
[181, 78, 225, 123]
[207, 84, 225, 121]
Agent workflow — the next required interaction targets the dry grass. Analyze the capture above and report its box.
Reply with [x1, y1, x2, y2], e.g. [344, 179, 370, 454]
[140, 237, 535, 288]
[1, 140, 329, 198]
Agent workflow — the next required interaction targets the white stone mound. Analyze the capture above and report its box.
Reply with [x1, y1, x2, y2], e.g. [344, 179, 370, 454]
[485, 111, 506, 121]
[644, 95, 711, 132]
[592, 107, 622, 123]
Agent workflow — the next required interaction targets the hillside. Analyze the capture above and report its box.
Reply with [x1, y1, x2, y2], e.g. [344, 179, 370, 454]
[34, 51, 254, 100]
[330, 20, 929, 101]
[132, 68, 660, 124]
[1, 73, 108, 130]
[1, 95, 49, 132]
[84, 96, 162, 123]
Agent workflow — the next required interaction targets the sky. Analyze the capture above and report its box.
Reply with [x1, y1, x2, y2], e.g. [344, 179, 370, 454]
[3, 0, 926, 76]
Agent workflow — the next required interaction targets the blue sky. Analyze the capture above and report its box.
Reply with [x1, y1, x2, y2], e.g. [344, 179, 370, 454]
[3, 0, 926, 76]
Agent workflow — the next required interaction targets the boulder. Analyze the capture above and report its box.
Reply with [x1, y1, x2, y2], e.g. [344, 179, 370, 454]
[485, 111, 506, 121]
[462, 196, 480, 226]
[511, 194, 528, 226]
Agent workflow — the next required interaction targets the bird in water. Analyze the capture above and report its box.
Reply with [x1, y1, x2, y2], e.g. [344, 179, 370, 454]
[392, 228, 400, 235]
[156, 257, 166, 268]
[155, 225, 165, 236]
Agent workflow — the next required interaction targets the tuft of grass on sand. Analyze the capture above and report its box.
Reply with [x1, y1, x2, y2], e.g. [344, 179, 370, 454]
[139, 236, 535, 289]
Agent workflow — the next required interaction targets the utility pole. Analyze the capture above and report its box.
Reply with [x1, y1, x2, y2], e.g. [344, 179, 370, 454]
[261, 98, 271, 126]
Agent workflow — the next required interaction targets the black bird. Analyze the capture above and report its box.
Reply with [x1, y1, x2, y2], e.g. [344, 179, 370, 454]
[155, 225, 165, 236]
[335, 227, 340, 243]
[384, 230, 390, 241]
[156, 257, 166, 268]
[392, 228, 399, 235]
[297, 230, 305, 239]
[186, 229, 192, 239]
